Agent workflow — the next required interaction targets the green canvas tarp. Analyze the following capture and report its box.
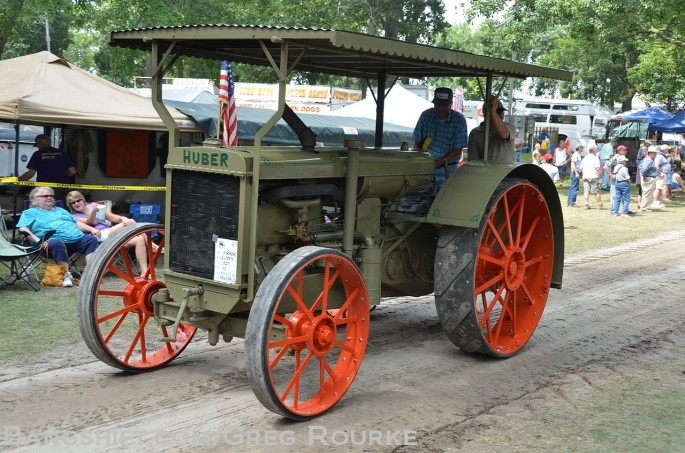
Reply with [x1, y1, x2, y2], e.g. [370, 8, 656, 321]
[164, 100, 414, 147]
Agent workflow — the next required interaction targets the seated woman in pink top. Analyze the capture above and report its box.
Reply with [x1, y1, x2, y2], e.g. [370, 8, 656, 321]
[65, 191, 160, 276]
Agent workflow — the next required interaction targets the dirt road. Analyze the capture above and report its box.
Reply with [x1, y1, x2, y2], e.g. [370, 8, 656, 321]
[2, 231, 684, 452]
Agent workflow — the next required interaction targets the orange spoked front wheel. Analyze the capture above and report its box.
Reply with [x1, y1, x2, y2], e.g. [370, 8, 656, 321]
[78, 223, 196, 372]
[435, 179, 554, 357]
[245, 246, 370, 420]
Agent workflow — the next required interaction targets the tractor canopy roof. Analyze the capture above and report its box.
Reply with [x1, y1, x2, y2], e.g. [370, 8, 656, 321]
[107, 25, 572, 81]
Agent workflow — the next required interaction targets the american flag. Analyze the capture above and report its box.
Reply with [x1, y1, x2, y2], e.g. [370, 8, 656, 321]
[219, 60, 238, 147]
[453, 86, 464, 113]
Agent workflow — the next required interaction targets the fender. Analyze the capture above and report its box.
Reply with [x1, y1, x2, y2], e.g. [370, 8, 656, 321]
[428, 161, 564, 288]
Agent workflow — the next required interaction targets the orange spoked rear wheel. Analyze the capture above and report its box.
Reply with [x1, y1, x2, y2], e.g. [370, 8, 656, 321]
[435, 179, 555, 357]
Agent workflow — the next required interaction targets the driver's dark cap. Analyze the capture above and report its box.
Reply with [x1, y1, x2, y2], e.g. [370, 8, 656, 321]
[432, 87, 453, 105]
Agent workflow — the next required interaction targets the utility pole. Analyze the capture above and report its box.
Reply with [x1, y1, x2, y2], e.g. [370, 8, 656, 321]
[45, 17, 51, 52]
[508, 51, 516, 113]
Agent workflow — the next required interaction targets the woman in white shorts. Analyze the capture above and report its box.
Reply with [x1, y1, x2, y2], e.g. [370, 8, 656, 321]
[66, 191, 160, 276]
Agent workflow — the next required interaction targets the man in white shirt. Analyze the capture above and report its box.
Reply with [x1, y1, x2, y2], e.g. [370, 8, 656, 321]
[554, 143, 569, 188]
[581, 145, 604, 209]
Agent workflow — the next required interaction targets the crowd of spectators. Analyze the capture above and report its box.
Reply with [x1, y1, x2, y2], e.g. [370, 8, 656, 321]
[532, 134, 684, 217]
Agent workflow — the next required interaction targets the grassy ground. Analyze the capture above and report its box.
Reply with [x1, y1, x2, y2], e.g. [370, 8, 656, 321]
[0, 284, 83, 363]
[558, 181, 685, 254]
[1, 185, 684, 364]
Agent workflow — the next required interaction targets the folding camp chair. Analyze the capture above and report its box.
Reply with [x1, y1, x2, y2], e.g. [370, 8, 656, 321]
[1, 205, 12, 241]
[66, 250, 84, 278]
[0, 231, 54, 291]
[15, 229, 83, 278]
[130, 203, 161, 245]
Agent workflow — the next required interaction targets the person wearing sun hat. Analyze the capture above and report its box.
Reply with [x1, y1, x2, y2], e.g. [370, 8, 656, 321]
[413, 87, 468, 194]
[639, 146, 659, 212]
[652, 144, 672, 208]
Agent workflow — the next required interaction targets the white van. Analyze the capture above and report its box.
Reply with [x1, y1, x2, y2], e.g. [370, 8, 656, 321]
[0, 125, 40, 178]
[514, 98, 596, 141]
[592, 105, 615, 138]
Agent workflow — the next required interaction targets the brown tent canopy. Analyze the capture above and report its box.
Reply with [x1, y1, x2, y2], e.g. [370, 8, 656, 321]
[0, 51, 199, 131]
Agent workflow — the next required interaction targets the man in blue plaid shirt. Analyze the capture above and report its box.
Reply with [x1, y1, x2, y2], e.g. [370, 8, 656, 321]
[413, 87, 468, 194]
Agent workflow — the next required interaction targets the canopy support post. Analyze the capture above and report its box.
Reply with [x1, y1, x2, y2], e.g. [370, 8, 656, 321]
[374, 72, 386, 148]
[151, 42, 180, 150]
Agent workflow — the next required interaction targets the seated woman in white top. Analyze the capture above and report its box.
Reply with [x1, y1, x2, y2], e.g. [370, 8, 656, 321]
[65, 191, 160, 277]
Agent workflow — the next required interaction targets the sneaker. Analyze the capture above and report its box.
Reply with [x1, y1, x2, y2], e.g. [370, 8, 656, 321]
[62, 272, 73, 288]
[640, 208, 652, 213]
[584, 204, 591, 209]
[651, 202, 664, 209]
[598, 203, 605, 210]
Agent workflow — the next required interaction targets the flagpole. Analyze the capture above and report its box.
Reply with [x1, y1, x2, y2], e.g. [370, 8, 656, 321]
[216, 102, 221, 142]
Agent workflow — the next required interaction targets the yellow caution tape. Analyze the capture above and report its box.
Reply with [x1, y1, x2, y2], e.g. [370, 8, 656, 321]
[0, 176, 165, 191]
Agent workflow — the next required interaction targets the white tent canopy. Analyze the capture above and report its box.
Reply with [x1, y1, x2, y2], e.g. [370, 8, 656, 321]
[327, 85, 478, 133]
[0, 52, 198, 131]
[326, 85, 431, 128]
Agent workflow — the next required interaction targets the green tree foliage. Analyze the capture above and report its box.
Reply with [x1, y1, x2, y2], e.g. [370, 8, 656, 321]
[2, 0, 448, 91]
[264, 0, 447, 87]
[267, 0, 445, 41]
[629, 43, 685, 111]
[467, 0, 685, 110]
[0, 0, 27, 57]
[0, 0, 86, 59]
[4, 0, 685, 111]
[432, 22, 488, 101]
[84, 0, 270, 86]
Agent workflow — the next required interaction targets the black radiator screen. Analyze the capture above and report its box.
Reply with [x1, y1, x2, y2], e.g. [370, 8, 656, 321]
[169, 170, 240, 279]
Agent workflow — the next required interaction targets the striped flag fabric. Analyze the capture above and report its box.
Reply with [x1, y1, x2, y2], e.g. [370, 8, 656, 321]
[453, 86, 464, 113]
[219, 60, 238, 147]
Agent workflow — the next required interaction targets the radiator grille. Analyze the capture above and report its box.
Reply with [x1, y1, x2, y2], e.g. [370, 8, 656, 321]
[169, 170, 240, 279]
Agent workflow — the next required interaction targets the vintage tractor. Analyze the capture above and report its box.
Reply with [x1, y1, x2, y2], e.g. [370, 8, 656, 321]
[77, 26, 571, 420]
